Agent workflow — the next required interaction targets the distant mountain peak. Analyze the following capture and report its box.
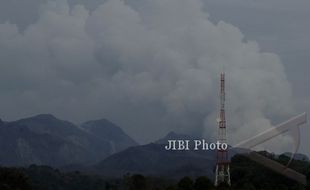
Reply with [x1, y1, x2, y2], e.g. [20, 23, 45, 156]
[16, 114, 59, 123]
[166, 131, 178, 136]
[155, 131, 197, 144]
[31, 114, 57, 120]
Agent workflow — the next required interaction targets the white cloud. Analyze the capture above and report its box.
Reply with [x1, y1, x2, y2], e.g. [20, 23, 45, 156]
[0, 0, 295, 150]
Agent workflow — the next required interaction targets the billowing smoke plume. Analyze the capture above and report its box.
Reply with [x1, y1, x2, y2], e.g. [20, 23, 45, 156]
[0, 0, 295, 150]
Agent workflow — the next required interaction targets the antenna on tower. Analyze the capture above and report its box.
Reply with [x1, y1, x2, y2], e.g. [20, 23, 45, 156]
[214, 72, 231, 187]
[222, 63, 225, 74]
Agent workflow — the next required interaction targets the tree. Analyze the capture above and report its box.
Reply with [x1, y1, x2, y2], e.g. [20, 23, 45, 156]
[178, 177, 194, 190]
[128, 174, 148, 190]
[166, 186, 177, 190]
[194, 176, 214, 190]
[0, 167, 31, 190]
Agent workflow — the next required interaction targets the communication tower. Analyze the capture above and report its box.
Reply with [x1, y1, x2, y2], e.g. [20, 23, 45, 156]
[214, 73, 231, 187]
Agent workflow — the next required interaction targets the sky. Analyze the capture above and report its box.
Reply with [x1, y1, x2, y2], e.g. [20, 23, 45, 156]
[0, 0, 309, 155]
[202, 0, 310, 155]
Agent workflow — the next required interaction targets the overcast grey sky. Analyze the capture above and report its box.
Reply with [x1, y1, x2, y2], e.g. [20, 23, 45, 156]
[202, 0, 310, 156]
[0, 0, 309, 155]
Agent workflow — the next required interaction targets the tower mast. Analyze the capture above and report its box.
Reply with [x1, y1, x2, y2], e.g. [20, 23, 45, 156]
[214, 73, 231, 187]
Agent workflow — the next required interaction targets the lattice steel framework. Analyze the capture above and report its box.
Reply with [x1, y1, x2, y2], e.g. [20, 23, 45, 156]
[214, 73, 231, 187]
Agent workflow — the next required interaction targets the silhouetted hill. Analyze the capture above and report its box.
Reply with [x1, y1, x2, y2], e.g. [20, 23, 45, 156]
[95, 143, 216, 179]
[94, 131, 258, 179]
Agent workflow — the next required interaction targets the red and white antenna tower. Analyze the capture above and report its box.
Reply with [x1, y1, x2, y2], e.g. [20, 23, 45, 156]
[214, 72, 231, 187]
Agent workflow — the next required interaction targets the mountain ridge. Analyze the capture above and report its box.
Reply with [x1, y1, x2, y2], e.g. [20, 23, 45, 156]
[0, 114, 137, 167]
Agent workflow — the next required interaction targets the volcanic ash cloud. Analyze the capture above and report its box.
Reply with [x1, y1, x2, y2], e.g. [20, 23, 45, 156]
[0, 0, 295, 150]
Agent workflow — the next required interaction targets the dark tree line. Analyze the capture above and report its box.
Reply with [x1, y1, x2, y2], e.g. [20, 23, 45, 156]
[0, 152, 310, 190]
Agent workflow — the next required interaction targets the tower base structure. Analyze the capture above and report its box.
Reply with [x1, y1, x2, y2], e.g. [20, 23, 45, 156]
[214, 163, 231, 187]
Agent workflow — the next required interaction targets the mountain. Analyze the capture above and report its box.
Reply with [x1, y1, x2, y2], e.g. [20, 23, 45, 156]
[81, 119, 138, 153]
[95, 132, 216, 179]
[0, 114, 136, 167]
[94, 132, 250, 178]
[155, 131, 198, 145]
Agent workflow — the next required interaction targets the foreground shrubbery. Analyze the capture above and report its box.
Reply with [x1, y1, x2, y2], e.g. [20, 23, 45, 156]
[0, 152, 309, 190]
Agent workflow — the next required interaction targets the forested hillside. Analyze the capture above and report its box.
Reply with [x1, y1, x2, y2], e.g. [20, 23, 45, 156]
[0, 152, 309, 190]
